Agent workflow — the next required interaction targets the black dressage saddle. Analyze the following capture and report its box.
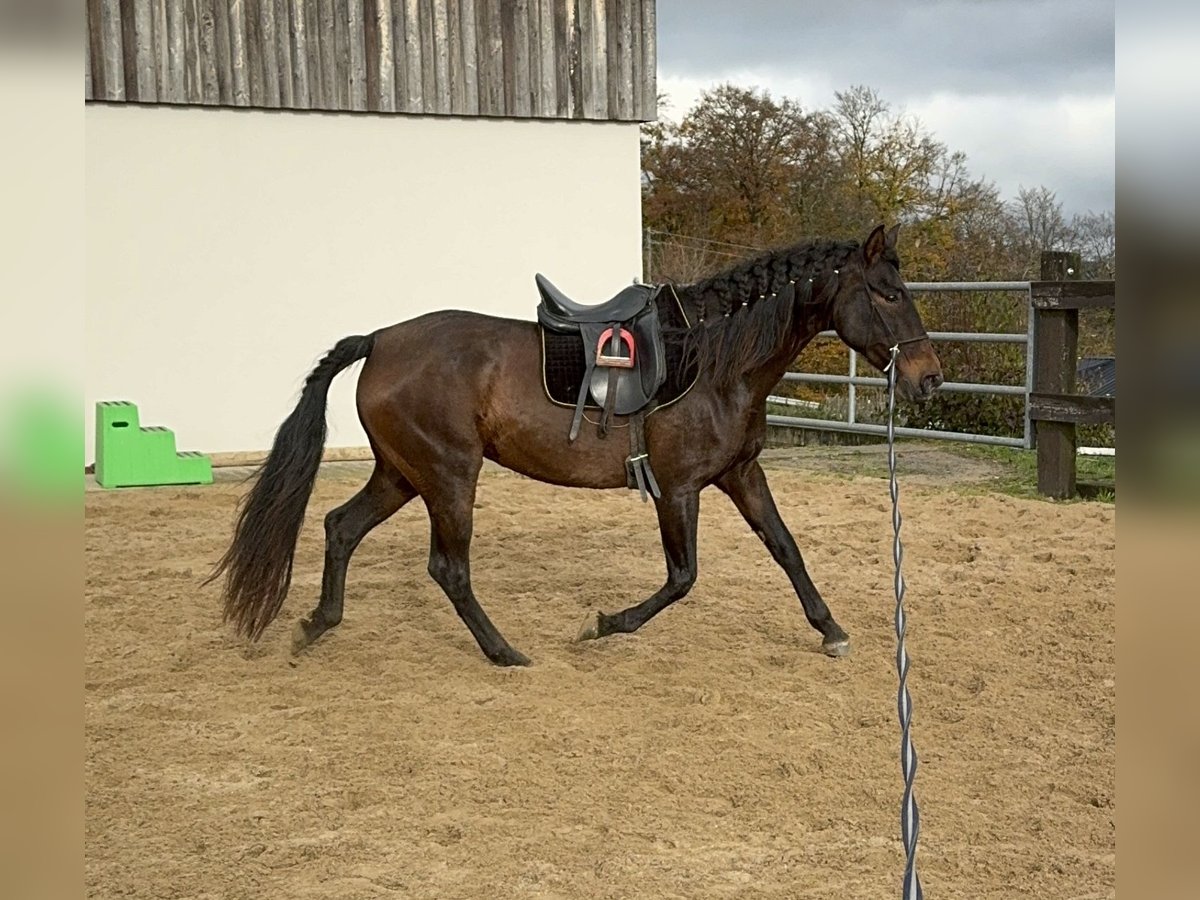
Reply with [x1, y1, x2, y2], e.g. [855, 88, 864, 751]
[535, 274, 668, 500]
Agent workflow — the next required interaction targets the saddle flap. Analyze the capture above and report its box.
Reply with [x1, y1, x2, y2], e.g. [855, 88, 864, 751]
[582, 308, 667, 416]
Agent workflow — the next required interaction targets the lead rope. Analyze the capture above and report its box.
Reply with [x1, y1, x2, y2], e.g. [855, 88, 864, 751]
[885, 344, 924, 900]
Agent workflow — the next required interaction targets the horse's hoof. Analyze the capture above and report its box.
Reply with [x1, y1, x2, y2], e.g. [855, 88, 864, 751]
[822, 637, 851, 657]
[576, 611, 603, 642]
[291, 619, 319, 655]
[493, 647, 532, 667]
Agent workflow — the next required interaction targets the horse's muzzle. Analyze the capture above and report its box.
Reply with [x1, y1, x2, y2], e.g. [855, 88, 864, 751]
[897, 344, 944, 403]
[917, 371, 944, 401]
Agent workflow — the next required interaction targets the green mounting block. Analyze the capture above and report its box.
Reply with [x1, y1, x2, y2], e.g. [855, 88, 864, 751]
[94, 401, 212, 488]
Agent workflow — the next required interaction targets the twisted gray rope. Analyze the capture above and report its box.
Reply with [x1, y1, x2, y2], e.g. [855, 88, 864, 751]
[885, 345, 924, 900]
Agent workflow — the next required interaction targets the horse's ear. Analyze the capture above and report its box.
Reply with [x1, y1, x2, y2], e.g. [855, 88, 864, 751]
[864, 224, 887, 264]
[885, 223, 900, 248]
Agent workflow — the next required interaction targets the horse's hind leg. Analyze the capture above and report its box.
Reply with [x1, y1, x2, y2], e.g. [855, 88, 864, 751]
[293, 464, 416, 653]
[423, 478, 531, 667]
[716, 460, 850, 656]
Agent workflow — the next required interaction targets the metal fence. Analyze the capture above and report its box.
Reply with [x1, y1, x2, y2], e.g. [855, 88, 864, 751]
[767, 282, 1035, 448]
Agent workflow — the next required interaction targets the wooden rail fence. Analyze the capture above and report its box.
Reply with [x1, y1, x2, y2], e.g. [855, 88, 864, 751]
[1031, 251, 1116, 499]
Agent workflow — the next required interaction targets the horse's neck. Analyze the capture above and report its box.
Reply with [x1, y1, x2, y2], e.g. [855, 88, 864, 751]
[742, 309, 829, 402]
[679, 251, 837, 400]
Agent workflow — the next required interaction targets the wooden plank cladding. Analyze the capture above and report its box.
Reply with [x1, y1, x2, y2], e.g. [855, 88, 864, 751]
[85, 0, 657, 121]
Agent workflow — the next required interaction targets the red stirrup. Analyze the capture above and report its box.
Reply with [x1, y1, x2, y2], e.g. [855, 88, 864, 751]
[595, 328, 636, 368]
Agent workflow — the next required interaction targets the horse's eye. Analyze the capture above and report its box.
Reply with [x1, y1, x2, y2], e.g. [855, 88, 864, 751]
[887, 293, 898, 303]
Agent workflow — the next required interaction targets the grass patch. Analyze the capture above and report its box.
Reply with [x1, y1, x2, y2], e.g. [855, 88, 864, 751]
[952, 444, 1116, 502]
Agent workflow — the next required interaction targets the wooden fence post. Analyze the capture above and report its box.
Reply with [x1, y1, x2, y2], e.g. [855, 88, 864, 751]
[1034, 251, 1081, 498]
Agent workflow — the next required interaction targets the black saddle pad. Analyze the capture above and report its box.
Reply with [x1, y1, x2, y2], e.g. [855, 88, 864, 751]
[541, 289, 697, 410]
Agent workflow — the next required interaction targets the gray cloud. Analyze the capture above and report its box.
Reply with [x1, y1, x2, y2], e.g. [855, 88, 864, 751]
[658, 0, 1113, 97]
[655, 0, 1115, 216]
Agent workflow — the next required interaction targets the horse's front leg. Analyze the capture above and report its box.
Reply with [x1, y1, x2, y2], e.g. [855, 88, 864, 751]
[576, 488, 699, 641]
[716, 459, 850, 656]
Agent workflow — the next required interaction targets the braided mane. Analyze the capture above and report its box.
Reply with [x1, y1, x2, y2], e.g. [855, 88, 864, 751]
[671, 238, 861, 386]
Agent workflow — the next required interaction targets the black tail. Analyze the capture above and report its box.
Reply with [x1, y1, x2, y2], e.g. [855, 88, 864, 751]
[207, 333, 375, 640]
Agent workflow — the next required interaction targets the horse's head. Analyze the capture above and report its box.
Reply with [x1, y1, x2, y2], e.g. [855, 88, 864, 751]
[829, 224, 944, 403]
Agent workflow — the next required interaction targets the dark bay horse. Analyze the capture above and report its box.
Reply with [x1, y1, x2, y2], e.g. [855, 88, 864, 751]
[210, 224, 942, 666]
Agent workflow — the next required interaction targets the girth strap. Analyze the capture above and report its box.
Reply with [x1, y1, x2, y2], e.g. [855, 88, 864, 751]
[625, 411, 660, 502]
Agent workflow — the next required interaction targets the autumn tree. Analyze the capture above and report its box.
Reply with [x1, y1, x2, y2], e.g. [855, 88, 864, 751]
[641, 82, 1114, 435]
[644, 83, 1013, 283]
[828, 86, 1010, 280]
[642, 85, 840, 249]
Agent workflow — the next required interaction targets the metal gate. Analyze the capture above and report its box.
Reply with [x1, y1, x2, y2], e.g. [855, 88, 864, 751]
[768, 282, 1035, 448]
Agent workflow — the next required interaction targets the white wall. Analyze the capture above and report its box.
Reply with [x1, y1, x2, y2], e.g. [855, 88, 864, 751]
[85, 104, 643, 460]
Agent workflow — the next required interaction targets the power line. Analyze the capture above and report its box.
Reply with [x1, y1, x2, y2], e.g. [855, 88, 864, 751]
[644, 229, 767, 253]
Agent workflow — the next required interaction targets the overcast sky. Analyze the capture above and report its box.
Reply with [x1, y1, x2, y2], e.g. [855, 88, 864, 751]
[654, 0, 1115, 219]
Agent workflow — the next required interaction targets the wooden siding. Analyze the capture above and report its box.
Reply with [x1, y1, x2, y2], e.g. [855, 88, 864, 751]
[85, 0, 656, 121]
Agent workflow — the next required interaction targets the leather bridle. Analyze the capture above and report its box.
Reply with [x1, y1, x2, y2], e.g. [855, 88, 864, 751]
[867, 286, 930, 355]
